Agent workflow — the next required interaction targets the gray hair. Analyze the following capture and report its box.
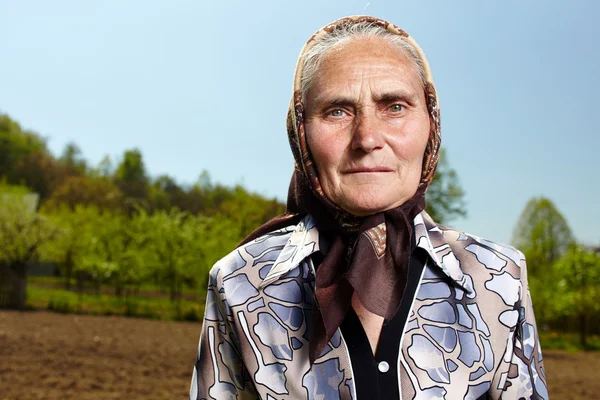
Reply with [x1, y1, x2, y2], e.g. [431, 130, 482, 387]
[300, 22, 426, 103]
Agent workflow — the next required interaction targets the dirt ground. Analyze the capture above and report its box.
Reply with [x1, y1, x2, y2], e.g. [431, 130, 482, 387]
[1, 311, 598, 399]
[0, 310, 199, 399]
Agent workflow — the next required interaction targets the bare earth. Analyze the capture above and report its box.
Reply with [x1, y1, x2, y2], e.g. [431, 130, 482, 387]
[0, 310, 598, 399]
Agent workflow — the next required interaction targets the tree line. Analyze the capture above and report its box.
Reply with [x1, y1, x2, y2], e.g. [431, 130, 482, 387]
[512, 197, 600, 348]
[0, 112, 288, 308]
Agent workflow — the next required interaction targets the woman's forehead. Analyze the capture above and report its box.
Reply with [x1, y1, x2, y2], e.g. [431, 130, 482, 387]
[294, 17, 435, 100]
[306, 38, 424, 103]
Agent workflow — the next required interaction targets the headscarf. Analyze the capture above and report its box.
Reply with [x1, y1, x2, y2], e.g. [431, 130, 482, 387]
[241, 16, 441, 364]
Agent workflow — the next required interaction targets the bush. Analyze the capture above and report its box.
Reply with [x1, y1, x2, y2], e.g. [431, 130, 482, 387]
[28, 280, 204, 321]
[540, 331, 600, 352]
[47, 296, 73, 313]
[179, 307, 201, 322]
[124, 300, 159, 319]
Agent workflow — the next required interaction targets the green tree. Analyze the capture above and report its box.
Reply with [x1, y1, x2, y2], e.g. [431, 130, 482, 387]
[45, 207, 148, 297]
[59, 142, 87, 176]
[512, 197, 574, 276]
[44, 175, 124, 212]
[41, 205, 102, 289]
[0, 113, 48, 179]
[115, 149, 149, 203]
[94, 155, 114, 177]
[10, 151, 68, 200]
[136, 208, 207, 303]
[217, 185, 285, 238]
[148, 174, 185, 212]
[202, 214, 245, 274]
[0, 181, 31, 197]
[554, 244, 600, 349]
[426, 148, 467, 224]
[0, 189, 57, 308]
[0, 114, 68, 200]
[83, 212, 147, 297]
[511, 197, 575, 325]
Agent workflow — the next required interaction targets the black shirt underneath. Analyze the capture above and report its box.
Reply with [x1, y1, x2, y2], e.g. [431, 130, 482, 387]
[339, 247, 428, 400]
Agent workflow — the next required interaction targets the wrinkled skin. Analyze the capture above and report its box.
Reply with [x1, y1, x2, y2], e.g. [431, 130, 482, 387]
[304, 37, 430, 217]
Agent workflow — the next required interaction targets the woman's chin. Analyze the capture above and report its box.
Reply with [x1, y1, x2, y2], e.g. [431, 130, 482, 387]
[339, 196, 403, 217]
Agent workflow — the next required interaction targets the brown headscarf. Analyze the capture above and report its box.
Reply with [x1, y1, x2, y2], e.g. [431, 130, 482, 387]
[241, 16, 441, 364]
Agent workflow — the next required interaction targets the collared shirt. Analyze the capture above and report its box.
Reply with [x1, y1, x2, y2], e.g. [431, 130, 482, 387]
[190, 212, 549, 400]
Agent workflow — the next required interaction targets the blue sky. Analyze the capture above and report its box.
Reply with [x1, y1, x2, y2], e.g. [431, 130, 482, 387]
[1, 0, 598, 246]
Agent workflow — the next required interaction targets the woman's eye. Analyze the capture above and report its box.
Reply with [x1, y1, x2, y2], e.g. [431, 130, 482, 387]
[389, 104, 404, 112]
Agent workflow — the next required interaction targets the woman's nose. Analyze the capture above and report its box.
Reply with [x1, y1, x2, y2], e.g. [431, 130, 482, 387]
[351, 113, 385, 153]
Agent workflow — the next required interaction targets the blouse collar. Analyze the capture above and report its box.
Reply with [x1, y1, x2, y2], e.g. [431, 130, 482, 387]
[260, 211, 474, 294]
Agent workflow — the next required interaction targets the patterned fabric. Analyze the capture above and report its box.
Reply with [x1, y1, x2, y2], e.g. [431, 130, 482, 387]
[190, 212, 549, 399]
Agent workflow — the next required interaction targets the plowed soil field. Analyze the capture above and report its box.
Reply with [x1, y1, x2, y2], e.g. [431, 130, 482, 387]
[1, 311, 598, 399]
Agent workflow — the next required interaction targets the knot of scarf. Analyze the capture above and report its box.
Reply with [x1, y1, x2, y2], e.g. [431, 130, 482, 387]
[286, 171, 426, 364]
[239, 171, 425, 364]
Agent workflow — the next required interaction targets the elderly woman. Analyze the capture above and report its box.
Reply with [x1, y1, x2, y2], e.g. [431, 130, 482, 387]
[190, 16, 548, 400]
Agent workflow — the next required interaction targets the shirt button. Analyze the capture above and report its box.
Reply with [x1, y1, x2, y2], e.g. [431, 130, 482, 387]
[378, 361, 390, 373]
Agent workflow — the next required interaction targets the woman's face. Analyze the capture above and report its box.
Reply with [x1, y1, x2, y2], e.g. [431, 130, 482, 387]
[304, 37, 431, 216]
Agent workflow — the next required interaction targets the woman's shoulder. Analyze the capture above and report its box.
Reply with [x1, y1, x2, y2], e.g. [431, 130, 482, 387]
[439, 223, 524, 266]
[419, 212, 525, 269]
[419, 218, 526, 290]
[207, 223, 300, 287]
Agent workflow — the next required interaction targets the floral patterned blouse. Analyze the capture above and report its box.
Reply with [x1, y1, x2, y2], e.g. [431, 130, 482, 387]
[190, 212, 548, 399]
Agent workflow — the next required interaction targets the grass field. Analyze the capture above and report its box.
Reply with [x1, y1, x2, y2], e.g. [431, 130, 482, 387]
[1, 310, 599, 399]
[26, 277, 206, 322]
